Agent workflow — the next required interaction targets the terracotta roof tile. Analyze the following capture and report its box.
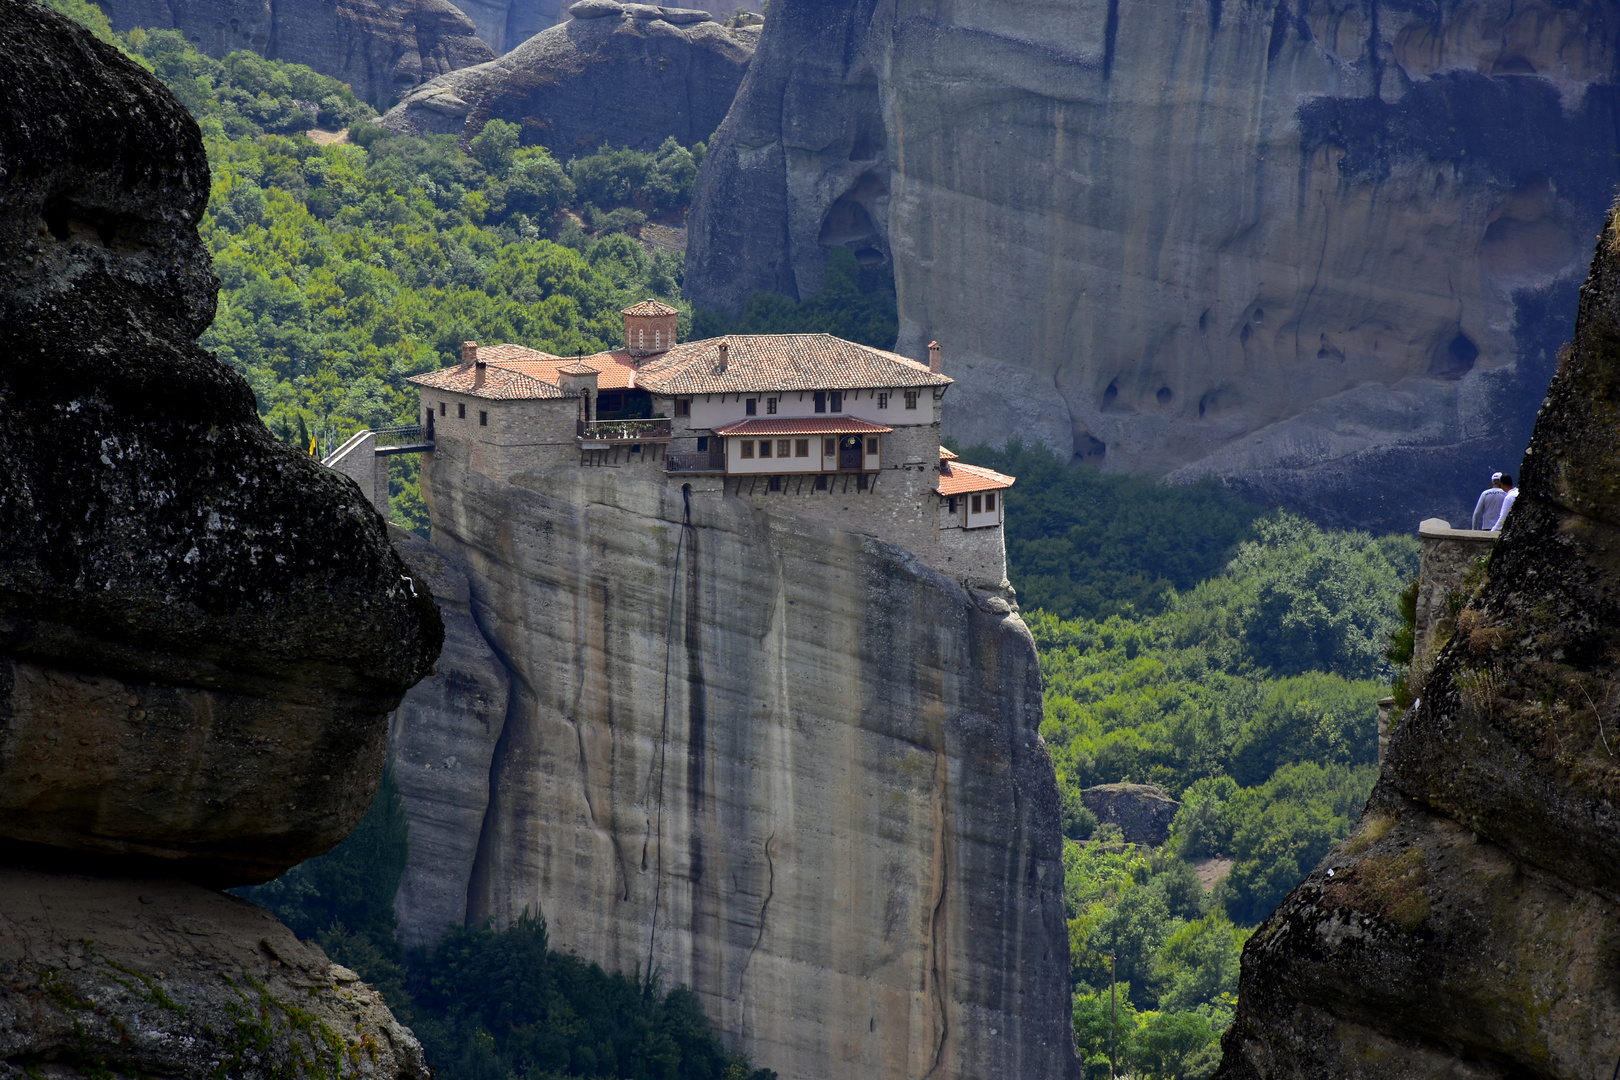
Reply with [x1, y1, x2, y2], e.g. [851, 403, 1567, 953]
[934, 460, 1016, 497]
[622, 299, 679, 317]
[408, 362, 571, 400]
[712, 417, 893, 436]
[939, 446, 959, 460]
[636, 335, 952, 395]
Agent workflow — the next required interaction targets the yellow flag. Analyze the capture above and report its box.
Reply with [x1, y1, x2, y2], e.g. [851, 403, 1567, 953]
[309, 435, 318, 456]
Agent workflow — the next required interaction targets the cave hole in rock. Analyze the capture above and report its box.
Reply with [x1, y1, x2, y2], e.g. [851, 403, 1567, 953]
[41, 194, 138, 251]
[818, 171, 888, 265]
[1198, 308, 1209, 332]
[1430, 332, 1479, 379]
[1156, 386, 1173, 406]
[1253, 307, 1264, 323]
[1073, 432, 1106, 460]
[1241, 324, 1252, 345]
[1103, 381, 1119, 409]
[1198, 393, 1209, 417]
[1317, 333, 1345, 362]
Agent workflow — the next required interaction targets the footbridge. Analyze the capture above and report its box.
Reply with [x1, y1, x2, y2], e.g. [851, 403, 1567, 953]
[321, 425, 433, 516]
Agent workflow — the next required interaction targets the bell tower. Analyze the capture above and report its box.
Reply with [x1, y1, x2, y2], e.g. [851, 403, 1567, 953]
[622, 299, 679, 360]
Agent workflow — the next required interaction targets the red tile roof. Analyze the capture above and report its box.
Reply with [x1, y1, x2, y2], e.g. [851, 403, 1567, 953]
[939, 446, 959, 460]
[637, 335, 952, 395]
[410, 334, 952, 401]
[712, 417, 894, 437]
[408, 362, 571, 400]
[935, 459, 1016, 497]
[623, 299, 679, 317]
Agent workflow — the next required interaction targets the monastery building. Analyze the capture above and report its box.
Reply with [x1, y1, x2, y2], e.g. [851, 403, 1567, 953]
[407, 300, 1016, 587]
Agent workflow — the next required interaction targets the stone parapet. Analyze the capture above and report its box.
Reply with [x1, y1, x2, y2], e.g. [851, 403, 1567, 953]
[1414, 518, 1497, 664]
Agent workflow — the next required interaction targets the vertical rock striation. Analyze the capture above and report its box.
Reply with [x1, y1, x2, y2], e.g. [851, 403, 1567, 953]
[404, 435, 1080, 1080]
[687, 0, 1620, 531]
[1214, 211, 1620, 1076]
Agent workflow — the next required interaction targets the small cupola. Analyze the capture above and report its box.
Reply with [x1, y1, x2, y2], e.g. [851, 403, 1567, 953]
[622, 299, 679, 360]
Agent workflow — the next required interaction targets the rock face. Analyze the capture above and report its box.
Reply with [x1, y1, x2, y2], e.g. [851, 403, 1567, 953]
[379, 4, 754, 154]
[0, 6, 439, 1079]
[0, 0, 442, 884]
[686, 0, 1620, 532]
[397, 436, 1080, 1080]
[98, 0, 497, 107]
[0, 868, 429, 1080]
[1081, 783, 1178, 846]
[1214, 213, 1620, 1075]
[455, 0, 563, 54]
[387, 528, 511, 948]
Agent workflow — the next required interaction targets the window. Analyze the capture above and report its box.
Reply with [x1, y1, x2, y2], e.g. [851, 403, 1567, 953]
[767, 397, 778, 414]
[972, 494, 982, 513]
[904, 391, 918, 409]
[759, 439, 772, 458]
[823, 437, 835, 457]
[816, 474, 828, 490]
[768, 476, 781, 491]
[795, 439, 809, 457]
[439, 402, 446, 416]
[740, 440, 754, 458]
[985, 492, 996, 512]
[948, 497, 957, 513]
[746, 398, 757, 416]
[676, 399, 690, 416]
[878, 392, 888, 409]
[697, 436, 708, 451]
[458, 403, 466, 418]
[865, 437, 878, 455]
[814, 392, 826, 413]
[830, 392, 843, 412]
[777, 439, 791, 458]
[479, 411, 488, 426]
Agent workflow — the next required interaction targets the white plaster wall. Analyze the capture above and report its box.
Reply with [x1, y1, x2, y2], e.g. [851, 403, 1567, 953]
[688, 387, 941, 431]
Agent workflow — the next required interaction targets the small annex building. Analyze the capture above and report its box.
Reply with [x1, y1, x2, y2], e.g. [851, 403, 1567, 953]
[408, 300, 1017, 587]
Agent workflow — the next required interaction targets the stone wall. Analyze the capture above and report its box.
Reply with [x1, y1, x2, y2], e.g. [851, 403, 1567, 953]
[325, 429, 390, 517]
[937, 518, 1008, 589]
[1413, 518, 1498, 664]
[407, 437, 1080, 1080]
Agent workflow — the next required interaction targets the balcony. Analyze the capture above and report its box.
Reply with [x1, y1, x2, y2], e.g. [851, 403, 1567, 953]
[578, 417, 673, 444]
[667, 448, 726, 474]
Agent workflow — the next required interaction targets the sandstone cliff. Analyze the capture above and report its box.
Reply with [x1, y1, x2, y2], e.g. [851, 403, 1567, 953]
[395, 436, 1080, 1080]
[380, 2, 753, 154]
[686, 0, 1620, 531]
[1213, 211, 1620, 1075]
[98, 0, 496, 107]
[1, 3, 440, 1073]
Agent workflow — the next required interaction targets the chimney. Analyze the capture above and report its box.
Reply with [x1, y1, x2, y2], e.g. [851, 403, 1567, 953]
[928, 340, 941, 375]
[717, 338, 729, 372]
[462, 341, 478, 364]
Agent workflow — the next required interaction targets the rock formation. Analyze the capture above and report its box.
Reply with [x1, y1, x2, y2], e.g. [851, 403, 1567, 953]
[0, 3, 440, 1073]
[98, 0, 497, 107]
[1081, 783, 1178, 846]
[387, 527, 510, 947]
[379, 1, 754, 154]
[1213, 211, 1620, 1075]
[454, 0, 563, 54]
[686, 0, 1620, 532]
[390, 436, 1080, 1079]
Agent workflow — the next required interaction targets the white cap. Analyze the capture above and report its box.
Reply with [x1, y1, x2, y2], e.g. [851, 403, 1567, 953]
[1491, 471, 1504, 481]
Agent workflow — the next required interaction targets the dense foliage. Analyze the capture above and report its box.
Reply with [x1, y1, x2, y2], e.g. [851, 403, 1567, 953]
[240, 773, 775, 1080]
[949, 445, 1417, 1076]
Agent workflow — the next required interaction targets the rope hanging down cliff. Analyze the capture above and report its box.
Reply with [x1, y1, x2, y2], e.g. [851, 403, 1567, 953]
[645, 482, 692, 978]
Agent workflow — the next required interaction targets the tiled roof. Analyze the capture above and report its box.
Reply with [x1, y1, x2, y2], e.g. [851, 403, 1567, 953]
[636, 335, 952, 395]
[471, 343, 641, 390]
[623, 299, 679, 317]
[408, 362, 571, 400]
[476, 342, 559, 364]
[712, 417, 894, 437]
[938, 446, 959, 460]
[934, 459, 1016, 497]
[557, 360, 599, 375]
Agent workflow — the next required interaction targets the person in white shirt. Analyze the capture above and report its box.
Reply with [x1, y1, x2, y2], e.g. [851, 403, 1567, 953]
[1471, 472, 1506, 530]
[1491, 473, 1518, 531]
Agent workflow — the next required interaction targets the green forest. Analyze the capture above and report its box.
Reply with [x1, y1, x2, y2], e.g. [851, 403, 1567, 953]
[45, 5, 1420, 1078]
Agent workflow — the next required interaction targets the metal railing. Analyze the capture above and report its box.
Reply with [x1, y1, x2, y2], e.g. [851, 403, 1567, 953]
[373, 424, 427, 447]
[667, 449, 727, 473]
[578, 417, 673, 442]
